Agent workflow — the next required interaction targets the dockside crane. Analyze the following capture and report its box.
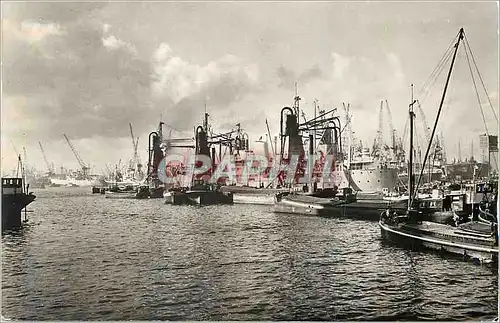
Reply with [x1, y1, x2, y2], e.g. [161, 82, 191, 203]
[384, 100, 405, 162]
[129, 123, 142, 172]
[63, 134, 90, 178]
[341, 102, 353, 168]
[38, 141, 54, 175]
[415, 100, 445, 165]
[372, 101, 384, 157]
[415, 100, 431, 144]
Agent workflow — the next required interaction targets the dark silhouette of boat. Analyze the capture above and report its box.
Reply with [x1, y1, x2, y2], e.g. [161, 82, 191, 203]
[2, 177, 36, 232]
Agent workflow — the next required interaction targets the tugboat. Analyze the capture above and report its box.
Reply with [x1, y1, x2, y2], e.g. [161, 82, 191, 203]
[2, 156, 36, 232]
[105, 184, 151, 199]
[379, 28, 498, 265]
[164, 180, 233, 205]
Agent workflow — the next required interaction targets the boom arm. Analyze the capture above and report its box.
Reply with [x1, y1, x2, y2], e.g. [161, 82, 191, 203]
[63, 134, 88, 171]
[38, 141, 52, 173]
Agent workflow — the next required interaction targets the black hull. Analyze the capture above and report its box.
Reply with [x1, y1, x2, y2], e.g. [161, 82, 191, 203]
[379, 220, 498, 265]
[149, 187, 164, 198]
[165, 191, 234, 206]
[2, 194, 36, 231]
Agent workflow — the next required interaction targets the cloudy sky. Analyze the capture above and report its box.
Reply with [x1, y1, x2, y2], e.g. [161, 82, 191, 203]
[1, 1, 498, 174]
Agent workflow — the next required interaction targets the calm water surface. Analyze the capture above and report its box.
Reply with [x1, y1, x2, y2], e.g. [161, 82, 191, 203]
[2, 187, 498, 320]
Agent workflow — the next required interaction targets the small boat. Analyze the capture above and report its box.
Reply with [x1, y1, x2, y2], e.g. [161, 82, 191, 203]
[104, 185, 150, 199]
[164, 181, 233, 206]
[379, 210, 498, 264]
[380, 28, 499, 265]
[273, 187, 402, 220]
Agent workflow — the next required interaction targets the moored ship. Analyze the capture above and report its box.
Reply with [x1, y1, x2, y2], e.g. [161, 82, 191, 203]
[346, 148, 399, 194]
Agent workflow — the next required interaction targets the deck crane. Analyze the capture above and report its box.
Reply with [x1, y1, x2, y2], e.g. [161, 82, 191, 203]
[341, 102, 353, 168]
[372, 101, 384, 157]
[384, 100, 397, 150]
[38, 141, 54, 174]
[415, 100, 431, 144]
[129, 123, 141, 173]
[415, 100, 444, 161]
[63, 134, 90, 178]
[384, 100, 405, 162]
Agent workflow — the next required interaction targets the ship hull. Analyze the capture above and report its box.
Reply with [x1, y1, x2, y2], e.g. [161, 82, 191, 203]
[347, 167, 398, 193]
[273, 194, 402, 220]
[379, 219, 498, 265]
[2, 194, 36, 231]
[164, 190, 234, 206]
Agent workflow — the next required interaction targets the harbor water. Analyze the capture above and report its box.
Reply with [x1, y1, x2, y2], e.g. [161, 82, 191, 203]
[2, 187, 498, 320]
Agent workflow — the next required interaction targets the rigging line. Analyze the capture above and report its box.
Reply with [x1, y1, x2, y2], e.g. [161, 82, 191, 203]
[413, 29, 464, 203]
[419, 48, 455, 105]
[418, 33, 460, 97]
[464, 34, 498, 122]
[463, 41, 490, 136]
[418, 33, 459, 95]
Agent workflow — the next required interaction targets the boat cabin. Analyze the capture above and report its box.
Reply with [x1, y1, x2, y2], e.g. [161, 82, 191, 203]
[2, 178, 25, 195]
[414, 193, 466, 214]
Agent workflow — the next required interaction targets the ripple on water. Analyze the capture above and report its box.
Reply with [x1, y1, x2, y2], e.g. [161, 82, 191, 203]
[1, 187, 498, 320]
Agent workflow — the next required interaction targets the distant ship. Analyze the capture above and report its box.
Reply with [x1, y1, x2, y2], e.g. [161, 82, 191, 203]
[49, 175, 93, 187]
[344, 148, 399, 194]
[442, 158, 490, 181]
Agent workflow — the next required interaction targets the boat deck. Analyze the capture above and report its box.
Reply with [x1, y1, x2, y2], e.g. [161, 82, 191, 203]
[399, 221, 496, 246]
[281, 194, 346, 206]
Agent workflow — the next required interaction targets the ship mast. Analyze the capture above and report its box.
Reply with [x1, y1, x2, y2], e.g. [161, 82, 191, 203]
[413, 28, 464, 202]
[408, 85, 417, 211]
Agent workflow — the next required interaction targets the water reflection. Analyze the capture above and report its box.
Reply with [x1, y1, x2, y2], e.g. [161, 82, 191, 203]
[1, 189, 498, 320]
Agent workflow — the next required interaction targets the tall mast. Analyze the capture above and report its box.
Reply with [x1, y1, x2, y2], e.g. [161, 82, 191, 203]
[409, 85, 417, 210]
[294, 82, 300, 117]
[413, 28, 464, 201]
[313, 99, 317, 154]
[204, 101, 208, 132]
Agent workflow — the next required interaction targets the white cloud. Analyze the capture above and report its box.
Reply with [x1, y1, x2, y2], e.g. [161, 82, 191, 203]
[151, 42, 260, 104]
[102, 34, 137, 54]
[101, 23, 137, 55]
[20, 20, 64, 42]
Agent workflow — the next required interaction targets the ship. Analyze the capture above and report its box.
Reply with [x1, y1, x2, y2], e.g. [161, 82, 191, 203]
[2, 157, 36, 231]
[345, 147, 399, 194]
[442, 158, 490, 181]
[162, 112, 234, 206]
[222, 95, 355, 206]
[340, 100, 405, 196]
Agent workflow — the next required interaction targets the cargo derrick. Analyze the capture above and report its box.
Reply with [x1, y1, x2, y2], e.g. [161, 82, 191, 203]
[194, 114, 250, 185]
[279, 95, 342, 188]
[299, 108, 342, 187]
[147, 121, 165, 189]
[279, 102, 305, 186]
